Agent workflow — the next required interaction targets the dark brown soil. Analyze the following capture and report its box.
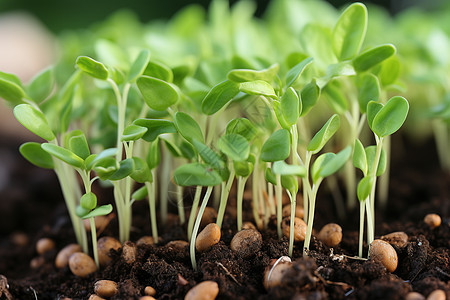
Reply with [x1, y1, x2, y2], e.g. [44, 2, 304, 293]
[0, 135, 449, 300]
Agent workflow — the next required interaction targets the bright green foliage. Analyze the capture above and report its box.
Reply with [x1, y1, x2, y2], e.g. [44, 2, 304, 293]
[0, 76, 25, 105]
[280, 87, 300, 126]
[81, 192, 97, 210]
[300, 80, 320, 117]
[69, 132, 90, 160]
[353, 44, 396, 72]
[41, 143, 84, 169]
[370, 96, 409, 137]
[201, 80, 240, 115]
[285, 57, 313, 87]
[108, 158, 135, 180]
[261, 129, 290, 162]
[357, 176, 374, 202]
[121, 124, 148, 142]
[357, 74, 380, 114]
[137, 76, 179, 111]
[27, 68, 55, 103]
[130, 157, 152, 183]
[133, 119, 177, 142]
[76, 56, 109, 80]
[307, 114, 340, 154]
[19, 142, 54, 169]
[225, 118, 257, 141]
[81, 204, 113, 219]
[218, 133, 250, 162]
[174, 112, 204, 143]
[13, 104, 55, 141]
[128, 49, 151, 82]
[239, 80, 277, 98]
[227, 64, 279, 83]
[173, 163, 222, 186]
[272, 160, 306, 177]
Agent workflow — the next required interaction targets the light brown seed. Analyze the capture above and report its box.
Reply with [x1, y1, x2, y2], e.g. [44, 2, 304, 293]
[405, 292, 426, 300]
[282, 217, 307, 242]
[242, 222, 257, 230]
[199, 207, 218, 228]
[230, 229, 262, 258]
[282, 204, 305, 219]
[36, 238, 55, 255]
[97, 236, 121, 267]
[166, 240, 189, 251]
[122, 241, 137, 264]
[11, 232, 29, 247]
[263, 257, 292, 290]
[381, 231, 409, 249]
[424, 214, 441, 229]
[195, 223, 221, 252]
[369, 239, 398, 272]
[69, 252, 97, 278]
[83, 215, 110, 232]
[55, 244, 82, 269]
[317, 223, 343, 247]
[139, 297, 156, 300]
[88, 295, 105, 300]
[427, 289, 446, 300]
[30, 256, 45, 269]
[136, 236, 155, 246]
[144, 286, 156, 296]
[94, 280, 118, 298]
[184, 281, 219, 300]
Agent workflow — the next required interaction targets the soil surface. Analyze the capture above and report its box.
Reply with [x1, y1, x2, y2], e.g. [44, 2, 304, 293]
[0, 135, 449, 300]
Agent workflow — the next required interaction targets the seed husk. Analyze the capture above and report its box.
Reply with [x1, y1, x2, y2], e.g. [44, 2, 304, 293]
[381, 231, 408, 249]
[263, 256, 292, 290]
[122, 241, 137, 264]
[94, 280, 118, 298]
[136, 236, 155, 246]
[199, 207, 218, 228]
[282, 217, 307, 242]
[242, 222, 257, 230]
[36, 238, 55, 255]
[184, 281, 219, 300]
[195, 223, 221, 252]
[369, 239, 398, 272]
[424, 213, 441, 229]
[97, 236, 121, 267]
[69, 252, 97, 277]
[317, 223, 342, 247]
[55, 243, 82, 269]
[230, 229, 262, 258]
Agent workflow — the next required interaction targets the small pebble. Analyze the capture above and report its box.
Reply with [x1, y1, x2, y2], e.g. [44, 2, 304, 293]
[88, 295, 105, 300]
[242, 222, 257, 230]
[196, 223, 221, 252]
[97, 236, 121, 267]
[263, 256, 292, 290]
[405, 292, 426, 300]
[122, 241, 137, 264]
[185, 281, 219, 300]
[424, 213, 441, 229]
[381, 231, 409, 248]
[166, 240, 189, 251]
[30, 256, 45, 269]
[69, 252, 97, 277]
[136, 236, 155, 246]
[317, 223, 342, 247]
[230, 229, 262, 258]
[282, 204, 305, 219]
[94, 280, 118, 298]
[36, 238, 55, 255]
[427, 289, 446, 300]
[282, 217, 307, 242]
[55, 244, 82, 269]
[144, 286, 156, 297]
[369, 239, 398, 272]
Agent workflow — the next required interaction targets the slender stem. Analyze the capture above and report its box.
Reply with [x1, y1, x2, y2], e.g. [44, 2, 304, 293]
[365, 197, 374, 257]
[251, 161, 263, 229]
[369, 136, 384, 231]
[190, 186, 213, 271]
[146, 181, 158, 242]
[358, 200, 365, 258]
[236, 176, 248, 231]
[303, 178, 322, 256]
[113, 182, 126, 243]
[176, 185, 185, 225]
[287, 190, 296, 257]
[378, 135, 391, 209]
[187, 186, 202, 241]
[160, 146, 172, 225]
[275, 174, 283, 239]
[302, 151, 312, 223]
[267, 181, 275, 215]
[89, 217, 99, 269]
[216, 168, 235, 229]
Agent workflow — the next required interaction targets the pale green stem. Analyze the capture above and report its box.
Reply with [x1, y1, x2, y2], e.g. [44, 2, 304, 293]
[113, 182, 127, 243]
[275, 174, 283, 239]
[251, 162, 263, 229]
[358, 200, 365, 258]
[369, 136, 384, 237]
[378, 135, 391, 209]
[212, 184, 221, 211]
[176, 185, 185, 225]
[145, 180, 158, 243]
[267, 181, 275, 216]
[365, 197, 374, 257]
[216, 167, 235, 229]
[89, 217, 99, 269]
[190, 186, 214, 271]
[236, 175, 248, 231]
[302, 152, 312, 223]
[303, 178, 322, 256]
[160, 147, 172, 225]
[187, 186, 202, 241]
[287, 190, 296, 257]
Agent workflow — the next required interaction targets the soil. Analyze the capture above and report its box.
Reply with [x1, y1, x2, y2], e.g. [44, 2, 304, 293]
[0, 134, 449, 300]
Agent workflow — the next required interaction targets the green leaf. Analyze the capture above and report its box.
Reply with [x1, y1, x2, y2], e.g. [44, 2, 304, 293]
[281, 175, 298, 196]
[133, 119, 177, 142]
[318, 146, 352, 178]
[307, 114, 340, 154]
[217, 133, 250, 162]
[365, 146, 386, 176]
[273, 100, 291, 130]
[80, 192, 97, 210]
[272, 160, 306, 177]
[357, 74, 380, 114]
[378, 56, 401, 86]
[0, 77, 25, 105]
[76, 205, 90, 218]
[85, 148, 117, 170]
[192, 140, 227, 179]
[357, 176, 374, 202]
[225, 118, 257, 142]
[27, 67, 54, 103]
[285, 57, 313, 87]
[121, 124, 148, 142]
[201, 80, 240, 115]
[162, 138, 182, 157]
[128, 49, 151, 82]
[227, 64, 279, 83]
[137, 75, 179, 111]
[367, 101, 383, 130]
[265, 167, 277, 185]
[353, 139, 367, 176]
[147, 139, 161, 170]
[130, 157, 152, 183]
[173, 163, 222, 186]
[332, 3, 368, 61]
[75, 56, 109, 80]
[234, 159, 254, 177]
[93, 157, 117, 180]
[174, 112, 204, 144]
[371, 96, 409, 137]
[108, 158, 135, 181]
[239, 80, 277, 98]
[261, 129, 290, 162]
[69, 133, 90, 160]
[0, 70, 21, 86]
[311, 153, 333, 183]
[19, 142, 54, 169]
[352, 44, 396, 73]
[41, 143, 84, 169]
[81, 204, 113, 219]
[300, 79, 320, 117]
[143, 61, 173, 83]
[132, 185, 148, 201]
[280, 87, 300, 126]
[323, 81, 349, 114]
[13, 104, 55, 141]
